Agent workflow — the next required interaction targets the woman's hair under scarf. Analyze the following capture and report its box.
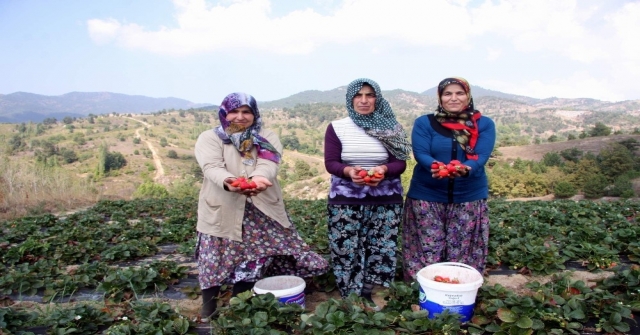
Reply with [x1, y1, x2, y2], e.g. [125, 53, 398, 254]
[214, 92, 281, 165]
[346, 78, 412, 160]
[434, 77, 482, 160]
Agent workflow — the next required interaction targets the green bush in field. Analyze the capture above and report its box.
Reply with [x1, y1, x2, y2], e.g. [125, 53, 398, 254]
[582, 174, 608, 199]
[133, 182, 169, 199]
[554, 180, 577, 198]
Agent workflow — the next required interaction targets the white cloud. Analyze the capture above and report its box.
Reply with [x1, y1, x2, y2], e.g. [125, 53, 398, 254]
[470, 0, 609, 63]
[82, 0, 640, 101]
[486, 47, 502, 61]
[86, 0, 478, 55]
[489, 71, 624, 102]
[606, 2, 640, 63]
[87, 18, 121, 45]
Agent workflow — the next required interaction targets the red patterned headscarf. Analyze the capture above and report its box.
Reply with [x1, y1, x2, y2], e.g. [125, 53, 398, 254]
[435, 77, 481, 160]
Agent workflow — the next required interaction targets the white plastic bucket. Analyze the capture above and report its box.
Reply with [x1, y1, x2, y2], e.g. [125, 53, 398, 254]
[253, 275, 306, 308]
[416, 262, 484, 322]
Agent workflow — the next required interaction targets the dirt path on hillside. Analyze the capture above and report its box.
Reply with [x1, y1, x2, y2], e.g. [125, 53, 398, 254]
[127, 117, 165, 183]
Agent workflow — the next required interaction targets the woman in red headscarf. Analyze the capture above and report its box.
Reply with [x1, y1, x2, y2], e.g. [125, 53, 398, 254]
[402, 77, 496, 281]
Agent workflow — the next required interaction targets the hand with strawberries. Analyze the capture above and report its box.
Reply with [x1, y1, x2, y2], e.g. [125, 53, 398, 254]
[347, 165, 387, 186]
[224, 175, 273, 196]
[430, 160, 471, 179]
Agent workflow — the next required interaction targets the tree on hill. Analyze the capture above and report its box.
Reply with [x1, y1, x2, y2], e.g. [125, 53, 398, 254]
[542, 152, 563, 167]
[597, 143, 636, 182]
[617, 138, 640, 153]
[42, 117, 57, 125]
[589, 122, 611, 137]
[95, 143, 127, 178]
[560, 148, 583, 163]
[582, 174, 608, 199]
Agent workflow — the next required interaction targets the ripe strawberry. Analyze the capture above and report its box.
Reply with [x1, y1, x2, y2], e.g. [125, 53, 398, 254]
[431, 162, 440, 170]
[363, 176, 371, 183]
[249, 181, 257, 189]
[358, 170, 368, 178]
[438, 169, 449, 177]
[434, 275, 444, 282]
[450, 160, 461, 165]
[230, 179, 241, 187]
[447, 164, 457, 173]
[239, 181, 251, 190]
[373, 172, 383, 178]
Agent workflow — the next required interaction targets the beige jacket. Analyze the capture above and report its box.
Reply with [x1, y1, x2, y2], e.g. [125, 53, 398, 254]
[194, 128, 291, 242]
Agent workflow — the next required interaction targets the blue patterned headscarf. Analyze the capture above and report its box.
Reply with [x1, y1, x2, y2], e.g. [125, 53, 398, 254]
[346, 78, 412, 160]
[214, 92, 280, 165]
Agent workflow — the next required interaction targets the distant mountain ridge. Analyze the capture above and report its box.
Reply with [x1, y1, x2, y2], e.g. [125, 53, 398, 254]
[0, 91, 209, 123]
[2, 85, 639, 124]
[261, 85, 545, 110]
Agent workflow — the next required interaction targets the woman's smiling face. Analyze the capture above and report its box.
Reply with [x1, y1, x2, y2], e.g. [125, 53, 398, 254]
[440, 84, 469, 113]
[225, 105, 254, 128]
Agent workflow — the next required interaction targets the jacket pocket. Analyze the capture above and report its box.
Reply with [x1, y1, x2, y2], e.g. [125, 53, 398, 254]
[200, 199, 222, 226]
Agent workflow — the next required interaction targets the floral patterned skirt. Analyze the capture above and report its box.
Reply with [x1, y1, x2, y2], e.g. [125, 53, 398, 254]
[402, 198, 489, 282]
[327, 203, 401, 298]
[196, 202, 329, 289]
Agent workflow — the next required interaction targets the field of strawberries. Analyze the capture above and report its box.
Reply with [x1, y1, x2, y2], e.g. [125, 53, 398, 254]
[1, 197, 640, 334]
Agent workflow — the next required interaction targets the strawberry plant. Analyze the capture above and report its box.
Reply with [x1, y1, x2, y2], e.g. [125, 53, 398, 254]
[99, 239, 158, 262]
[45, 303, 113, 334]
[381, 281, 418, 313]
[299, 294, 394, 334]
[213, 291, 304, 334]
[502, 234, 567, 274]
[97, 260, 188, 303]
[0, 307, 38, 334]
[395, 309, 463, 334]
[105, 300, 193, 335]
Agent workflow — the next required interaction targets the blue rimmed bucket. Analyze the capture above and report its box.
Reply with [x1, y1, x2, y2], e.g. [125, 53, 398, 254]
[253, 275, 306, 308]
[416, 262, 483, 322]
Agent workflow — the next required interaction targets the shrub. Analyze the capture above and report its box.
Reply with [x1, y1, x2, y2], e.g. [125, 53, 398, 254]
[609, 175, 635, 198]
[105, 151, 127, 172]
[554, 181, 577, 198]
[582, 174, 608, 199]
[133, 182, 169, 199]
[167, 150, 178, 159]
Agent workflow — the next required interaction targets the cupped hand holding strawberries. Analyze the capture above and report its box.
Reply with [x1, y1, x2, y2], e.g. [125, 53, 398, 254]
[431, 160, 471, 179]
[224, 175, 272, 196]
[348, 165, 386, 186]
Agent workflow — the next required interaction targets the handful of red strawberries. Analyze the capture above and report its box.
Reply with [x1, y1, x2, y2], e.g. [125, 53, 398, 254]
[229, 177, 257, 190]
[431, 160, 469, 178]
[357, 168, 384, 183]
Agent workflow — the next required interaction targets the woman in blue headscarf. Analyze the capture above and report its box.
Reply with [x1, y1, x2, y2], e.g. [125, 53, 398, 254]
[324, 78, 411, 309]
[195, 92, 328, 319]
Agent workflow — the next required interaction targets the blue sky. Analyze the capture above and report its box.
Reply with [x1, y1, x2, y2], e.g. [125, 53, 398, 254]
[1, 0, 639, 104]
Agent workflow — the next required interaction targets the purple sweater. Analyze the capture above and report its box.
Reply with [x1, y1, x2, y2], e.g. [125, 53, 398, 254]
[324, 123, 406, 205]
